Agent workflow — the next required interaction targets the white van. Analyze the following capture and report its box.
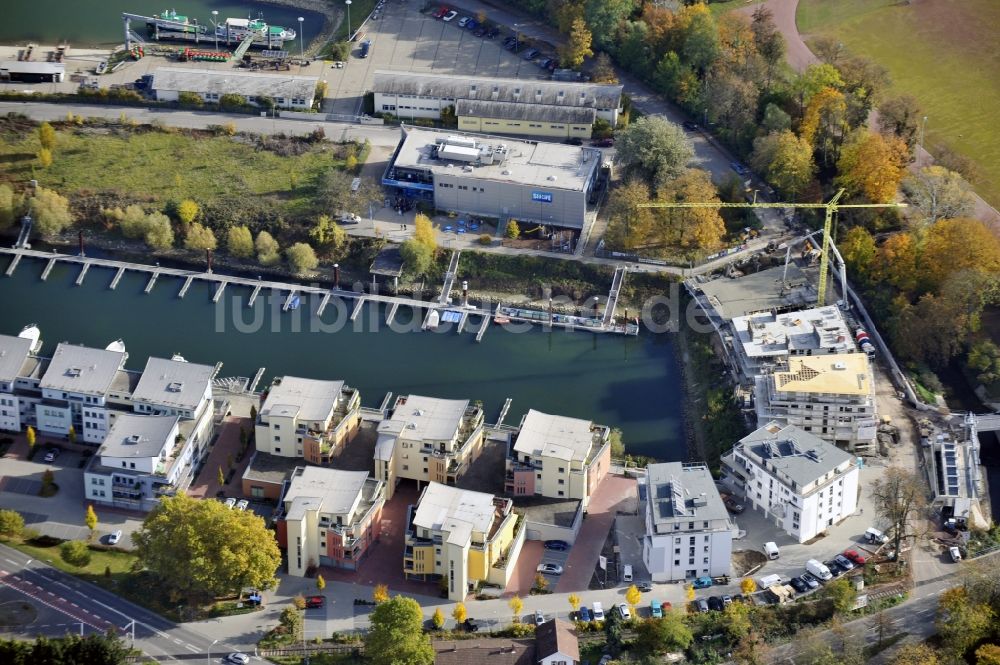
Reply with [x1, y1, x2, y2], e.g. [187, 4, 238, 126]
[764, 542, 780, 560]
[758, 573, 783, 588]
[865, 527, 889, 544]
[806, 558, 832, 581]
[623, 564, 633, 583]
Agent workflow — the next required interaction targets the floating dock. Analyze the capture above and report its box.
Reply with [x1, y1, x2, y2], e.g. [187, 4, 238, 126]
[439, 250, 461, 304]
[212, 281, 227, 303]
[316, 292, 331, 316]
[350, 297, 366, 321]
[109, 267, 126, 290]
[178, 275, 193, 298]
[475, 315, 490, 342]
[282, 291, 299, 312]
[5, 254, 22, 277]
[144, 270, 160, 294]
[75, 263, 90, 286]
[495, 398, 513, 427]
[41, 257, 57, 281]
[247, 283, 263, 307]
[247, 367, 266, 394]
[386, 302, 399, 324]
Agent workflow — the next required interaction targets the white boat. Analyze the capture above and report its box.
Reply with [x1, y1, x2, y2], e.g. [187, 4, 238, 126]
[170, 353, 188, 362]
[423, 310, 440, 330]
[105, 339, 126, 353]
[17, 324, 42, 354]
[216, 17, 296, 43]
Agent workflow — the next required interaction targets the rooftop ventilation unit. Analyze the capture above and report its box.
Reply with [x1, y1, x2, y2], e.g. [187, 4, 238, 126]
[167, 382, 184, 392]
[833, 362, 847, 370]
[66, 367, 82, 377]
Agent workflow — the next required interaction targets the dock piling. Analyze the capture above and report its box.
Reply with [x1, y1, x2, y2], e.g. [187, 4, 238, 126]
[41, 257, 57, 281]
[109, 267, 125, 290]
[75, 263, 90, 286]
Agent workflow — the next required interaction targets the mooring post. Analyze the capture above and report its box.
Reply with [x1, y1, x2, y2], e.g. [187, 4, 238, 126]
[78, 230, 85, 257]
[206, 249, 213, 274]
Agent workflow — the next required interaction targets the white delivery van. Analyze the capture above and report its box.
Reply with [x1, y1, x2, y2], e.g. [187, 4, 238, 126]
[758, 573, 783, 588]
[806, 558, 832, 581]
[764, 542, 780, 560]
[865, 527, 888, 544]
[623, 564, 633, 583]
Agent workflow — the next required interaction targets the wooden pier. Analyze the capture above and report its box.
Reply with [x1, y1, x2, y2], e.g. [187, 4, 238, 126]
[316, 292, 331, 316]
[4, 254, 21, 276]
[247, 283, 263, 307]
[350, 297, 366, 321]
[144, 270, 160, 294]
[109, 267, 126, 290]
[41, 258, 57, 281]
[386, 302, 399, 324]
[212, 281, 227, 303]
[178, 275, 193, 298]
[75, 263, 90, 286]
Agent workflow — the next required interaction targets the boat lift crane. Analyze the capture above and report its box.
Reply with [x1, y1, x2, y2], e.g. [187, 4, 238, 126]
[639, 189, 905, 306]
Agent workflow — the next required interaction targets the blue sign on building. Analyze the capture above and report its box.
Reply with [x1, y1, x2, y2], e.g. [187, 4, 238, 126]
[531, 191, 553, 203]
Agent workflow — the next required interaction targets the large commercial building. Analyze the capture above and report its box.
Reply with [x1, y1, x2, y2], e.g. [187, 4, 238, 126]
[372, 70, 623, 139]
[754, 352, 877, 451]
[255, 376, 361, 464]
[383, 127, 602, 231]
[642, 462, 733, 583]
[275, 466, 385, 576]
[404, 482, 525, 601]
[150, 67, 318, 109]
[374, 394, 485, 500]
[505, 409, 610, 509]
[721, 421, 860, 543]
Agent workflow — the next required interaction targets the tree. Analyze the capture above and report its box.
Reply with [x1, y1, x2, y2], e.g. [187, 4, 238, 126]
[604, 607, 625, 654]
[723, 601, 752, 641]
[822, 578, 857, 613]
[26, 426, 36, 451]
[936, 586, 994, 658]
[615, 116, 694, 188]
[0, 183, 16, 230]
[840, 226, 877, 283]
[870, 466, 927, 571]
[132, 493, 281, 601]
[678, 1, 720, 73]
[310, 215, 348, 258]
[316, 574, 325, 591]
[30, 187, 74, 237]
[800, 87, 847, 164]
[38, 121, 56, 151]
[685, 584, 695, 602]
[534, 572, 549, 592]
[85, 505, 98, 536]
[655, 169, 726, 251]
[591, 52, 618, 83]
[969, 341, 1000, 385]
[0, 509, 24, 540]
[731, 629, 769, 665]
[583, 0, 635, 50]
[178, 91, 203, 107]
[452, 602, 467, 625]
[794, 63, 844, 107]
[431, 607, 445, 629]
[255, 231, 281, 266]
[176, 199, 199, 225]
[505, 219, 520, 239]
[412, 213, 437, 251]
[635, 610, 693, 655]
[226, 226, 254, 259]
[836, 130, 909, 202]
[976, 644, 1000, 665]
[508, 595, 523, 622]
[558, 17, 593, 69]
[740, 577, 757, 594]
[143, 212, 174, 250]
[60, 540, 91, 567]
[920, 218, 1000, 294]
[184, 223, 217, 251]
[751, 131, 815, 199]
[365, 596, 434, 665]
[37, 148, 52, 168]
[217, 466, 225, 487]
[877, 95, 923, 154]
[751, 6, 785, 88]
[286, 243, 319, 275]
[603, 179, 655, 252]
[279, 605, 303, 640]
[608, 428, 625, 458]
[891, 643, 940, 665]
[903, 166, 976, 227]
[761, 103, 792, 134]
[568, 593, 581, 615]
[625, 584, 642, 611]
[400, 239, 434, 277]
[373, 584, 389, 604]
[874, 232, 918, 293]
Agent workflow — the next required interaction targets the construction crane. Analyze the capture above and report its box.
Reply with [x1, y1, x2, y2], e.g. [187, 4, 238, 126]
[638, 189, 905, 306]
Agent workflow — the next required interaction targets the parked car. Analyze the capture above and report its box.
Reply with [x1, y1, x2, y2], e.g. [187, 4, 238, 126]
[843, 549, 867, 565]
[615, 603, 631, 620]
[537, 563, 564, 575]
[833, 554, 856, 571]
[723, 496, 745, 514]
[694, 599, 709, 613]
[532, 610, 546, 625]
[305, 595, 325, 608]
[236, 499, 249, 511]
[637, 581, 653, 593]
[730, 161, 748, 176]
[465, 19, 479, 30]
[226, 654, 250, 665]
[789, 577, 808, 593]
[473, 27, 487, 37]
[433, 6, 449, 19]
[692, 576, 713, 589]
[825, 559, 846, 577]
[108, 530, 123, 545]
[707, 596, 724, 611]
[442, 10, 458, 21]
[538, 57, 552, 69]
[592, 602, 605, 621]
[224, 497, 237, 509]
[543, 540, 569, 551]
[800, 573, 821, 589]
[682, 121, 699, 131]
[722, 595, 732, 606]
[523, 48, 540, 60]
[545, 59, 557, 71]
[949, 546, 963, 562]
[43, 449, 59, 463]
[486, 27, 500, 38]
[457, 16, 470, 27]
[578, 606, 592, 622]
[592, 137, 614, 147]
[650, 600, 663, 618]
[865, 527, 889, 544]
[463, 618, 480, 632]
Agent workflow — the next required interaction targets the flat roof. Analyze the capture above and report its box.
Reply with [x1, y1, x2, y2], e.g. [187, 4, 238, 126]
[388, 394, 469, 441]
[261, 376, 344, 422]
[100, 414, 178, 459]
[695, 262, 818, 321]
[774, 353, 871, 396]
[0, 334, 33, 384]
[131, 357, 213, 411]
[282, 467, 371, 516]
[1, 61, 65, 74]
[733, 306, 855, 359]
[456, 98, 595, 125]
[150, 67, 317, 100]
[40, 343, 126, 396]
[373, 70, 623, 109]
[513, 409, 595, 462]
[735, 421, 855, 488]
[392, 126, 600, 193]
[412, 481, 495, 535]
[647, 462, 728, 526]
[242, 451, 302, 486]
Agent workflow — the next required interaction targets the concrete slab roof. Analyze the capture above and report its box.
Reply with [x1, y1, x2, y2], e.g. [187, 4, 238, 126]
[513, 409, 595, 462]
[282, 466, 371, 516]
[261, 376, 344, 422]
[132, 357, 213, 411]
[412, 482, 495, 535]
[695, 262, 819, 321]
[100, 414, 178, 459]
[40, 343, 127, 396]
[647, 462, 728, 526]
[455, 98, 596, 124]
[733, 305, 855, 359]
[0, 334, 33, 385]
[389, 394, 469, 441]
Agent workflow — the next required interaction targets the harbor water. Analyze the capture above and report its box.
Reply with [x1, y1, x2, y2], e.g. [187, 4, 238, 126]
[0, 256, 686, 460]
[3, 0, 326, 48]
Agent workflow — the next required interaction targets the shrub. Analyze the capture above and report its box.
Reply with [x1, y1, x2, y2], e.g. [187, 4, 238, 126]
[60, 540, 92, 567]
[478, 234, 492, 246]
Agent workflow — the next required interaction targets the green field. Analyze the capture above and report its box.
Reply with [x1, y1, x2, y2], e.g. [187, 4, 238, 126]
[797, 0, 1000, 207]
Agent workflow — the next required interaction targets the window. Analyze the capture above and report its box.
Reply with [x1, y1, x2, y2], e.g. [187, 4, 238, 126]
[274, 447, 281, 453]
[274, 435, 280, 441]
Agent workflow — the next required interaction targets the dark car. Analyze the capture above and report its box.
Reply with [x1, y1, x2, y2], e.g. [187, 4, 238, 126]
[523, 48, 540, 60]
[546, 59, 557, 71]
[487, 27, 500, 38]
[503, 36, 516, 48]
[825, 560, 846, 577]
[707, 596, 724, 612]
[592, 137, 613, 147]
[564, 137, 583, 146]
[682, 121, 699, 131]
[544, 540, 569, 551]
[474, 27, 486, 37]
[800, 573, 821, 589]
[305, 595, 325, 608]
[789, 577, 808, 593]
[538, 57, 552, 68]
[723, 496, 745, 514]
[637, 581, 653, 593]
[465, 19, 479, 30]
[463, 618, 480, 632]
[578, 606, 592, 622]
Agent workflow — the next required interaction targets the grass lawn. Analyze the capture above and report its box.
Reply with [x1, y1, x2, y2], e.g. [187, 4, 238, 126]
[797, 0, 1000, 207]
[0, 122, 347, 220]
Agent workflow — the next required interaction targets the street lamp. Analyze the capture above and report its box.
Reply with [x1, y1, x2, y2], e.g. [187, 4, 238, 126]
[920, 115, 928, 151]
[298, 17, 305, 57]
[207, 639, 219, 665]
[212, 10, 218, 51]
[345, 0, 353, 42]
[513, 23, 519, 52]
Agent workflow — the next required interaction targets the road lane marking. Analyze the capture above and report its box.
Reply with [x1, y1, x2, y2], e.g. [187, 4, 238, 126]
[185, 644, 199, 653]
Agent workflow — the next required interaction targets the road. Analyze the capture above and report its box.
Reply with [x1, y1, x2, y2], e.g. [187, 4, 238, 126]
[0, 543, 252, 663]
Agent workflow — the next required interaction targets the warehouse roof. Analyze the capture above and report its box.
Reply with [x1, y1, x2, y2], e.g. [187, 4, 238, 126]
[373, 70, 622, 109]
[151, 67, 317, 100]
[456, 99, 595, 125]
[132, 357, 213, 411]
[0, 61, 65, 74]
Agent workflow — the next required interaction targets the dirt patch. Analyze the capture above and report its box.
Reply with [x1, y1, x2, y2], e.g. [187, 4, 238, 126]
[732, 550, 767, 577]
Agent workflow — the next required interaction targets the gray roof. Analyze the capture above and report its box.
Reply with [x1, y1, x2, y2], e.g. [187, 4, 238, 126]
[736, 421, 855, 488]
[261, 376, 344, 422]
[1, 61, 65, 74]
[695, 262, 818, 321]
[0, 334, 33, 384]
[513, 409, 596, 462]
[374, 70, 622, 110]
[647, 462, 728, 526]
[282, 466, 372, 518]
[100, 414, 178, 459]
[151, 67, 317, 100]
[388, 394, 469, 441]
[412, 482, 496, 535]
[132, 357, 213, 411]
[456, 98, 595, 125]
[40, 343, 126, 396]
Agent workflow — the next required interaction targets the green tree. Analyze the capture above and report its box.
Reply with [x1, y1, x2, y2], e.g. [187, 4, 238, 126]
[583, 0, 635, 50]
[85, 505, 98, 536]
[604, 605, 624, 655]
[176, 199, 199, 225]
[840, 226, 877, 283]
[309, 215, 348, 257]
[505, 219, 521, 239]
[184, 223, 217, 251]
[118, 205, 148, 239]
[132, 493, 281, 601]
[279, 604, 303, 640]
[255, 230, 281, 266]
[400, 239, 434, 277]
[794, 63, 844, 107]
[364, 596, 434, 665]
[431, 607, 445, 629]
[0, 183, 16, 230]
[30, 187, 74, 237]
[316, 574, 326, 591]
[178, 91, 203, 107]
[217, 466, 225, 487]
[635, 609, 693, 655]
[870, 467, 927, 572]
[751, 131, 815, 199]
[937, 586, 994, 658]
[0, 509, 24, 540]
[891, 643, 941, 665]
[143, 212, 174, 250]
[678, 2, 720, 73]
[285, 242, 319, 275]
[452, 602, 467, 625]
[558, 17, 593, 69]
[969, 341, 1000, 385]
[60, 540, 91, 567]
[38, 122, 56, 151]
[373, 583, 389, 604]
[822, 578, 858, 613]
[615, 116, 694, 188]
[36, 148, 52, 168]
[903, 166, 975, 228]
[218, 93, 247, 110]
[608, 428, 625, 458]
[226, 226, 255, 259]
[975, 644, 1000, 665]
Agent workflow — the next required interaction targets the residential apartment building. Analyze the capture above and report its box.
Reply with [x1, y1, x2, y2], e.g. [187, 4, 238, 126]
[255, 376, 361, 464]
[275, 467, 385, 576]
[404, 482, 525, 601]
[0, 332, 42, 433]
[754, 352, 877, 451]
[642, 462, 733, 583]
[505, 409, 610, 509]
[720, 421, 859, 543]
[374, 395, 485, 500]
[131, 356, 215, 458]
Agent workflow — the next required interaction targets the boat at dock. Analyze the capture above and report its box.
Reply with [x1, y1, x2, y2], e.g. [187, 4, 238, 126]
[17, 324, 42, 353]
[105, 338, 126, 353]
[216, 16, 296, 43]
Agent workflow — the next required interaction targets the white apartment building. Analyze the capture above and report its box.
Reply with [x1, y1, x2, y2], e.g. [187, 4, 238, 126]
[643, 462, 733, 582]
[131, 356, 215, 458]
[730, 306, 855, 381]
[374, 395, 485, 500]
[505, 409, 611, 509]
[0, 332, 42, 433]
[755, 352, 877, 451]
[255, 376, 362, 464]
[721, 421, 860, 543]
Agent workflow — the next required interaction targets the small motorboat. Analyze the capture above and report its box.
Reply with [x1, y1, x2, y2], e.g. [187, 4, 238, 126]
[423, 310, 440, 330]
